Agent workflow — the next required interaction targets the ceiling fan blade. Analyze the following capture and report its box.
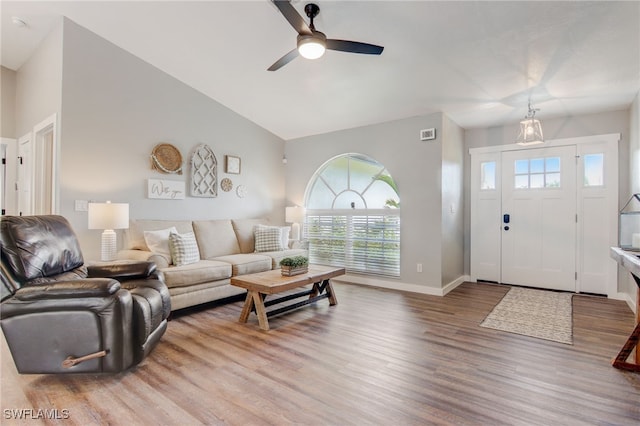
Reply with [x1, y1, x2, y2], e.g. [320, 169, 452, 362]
[268, 48, 299, 71]
[326, 39, 384, 55]
[272, 0, 312, 35]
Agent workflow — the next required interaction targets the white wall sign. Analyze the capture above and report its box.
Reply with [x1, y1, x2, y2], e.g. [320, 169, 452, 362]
[147, 179, 185, 199]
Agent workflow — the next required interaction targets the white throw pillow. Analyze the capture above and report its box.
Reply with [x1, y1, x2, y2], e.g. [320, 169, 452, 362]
[168, 232, 200, 266]
[143, 227, 178, 264]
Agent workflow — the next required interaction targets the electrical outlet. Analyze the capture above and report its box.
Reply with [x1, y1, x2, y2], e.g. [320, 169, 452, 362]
[417, 263, 423, 273]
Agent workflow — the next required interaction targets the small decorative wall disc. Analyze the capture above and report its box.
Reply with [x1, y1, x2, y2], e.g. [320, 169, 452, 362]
[221, 178, 233, 192]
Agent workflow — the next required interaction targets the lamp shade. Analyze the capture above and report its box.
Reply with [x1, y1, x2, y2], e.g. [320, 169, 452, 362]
[285, 206, 304, 224]
[88, 202, 129, 230]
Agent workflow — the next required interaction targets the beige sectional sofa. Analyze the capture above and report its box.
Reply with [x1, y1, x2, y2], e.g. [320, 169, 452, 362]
[116, 218, 307, 311]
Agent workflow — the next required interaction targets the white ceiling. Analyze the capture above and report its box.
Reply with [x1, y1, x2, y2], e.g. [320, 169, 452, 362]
[2, 1, 639, 140]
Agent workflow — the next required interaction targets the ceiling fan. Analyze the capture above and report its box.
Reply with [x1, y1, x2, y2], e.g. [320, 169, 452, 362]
[268, 0, 384, 71]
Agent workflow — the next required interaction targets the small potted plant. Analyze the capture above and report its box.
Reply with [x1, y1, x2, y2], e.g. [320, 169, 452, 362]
[280, 256, 309, 276]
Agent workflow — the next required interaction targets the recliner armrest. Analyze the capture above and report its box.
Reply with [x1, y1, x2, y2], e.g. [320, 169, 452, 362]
[87, 261, 158, 280]
[14, 278, 121, 301]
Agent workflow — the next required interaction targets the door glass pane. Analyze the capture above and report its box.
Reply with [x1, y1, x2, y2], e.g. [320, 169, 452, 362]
[515, 159, 529, 174]
[584, 153, 604, 187]
[515, 175, 529, 189]
[530, 174, 544, 188]
[545, 173, 561, 188]
[530, 158, 544, 174]
[546, 157, 560, 173]
[480, 161, 496, 190]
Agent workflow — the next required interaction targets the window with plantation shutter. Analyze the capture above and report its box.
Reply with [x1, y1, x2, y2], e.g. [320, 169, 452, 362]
[304, 154, 400, 277]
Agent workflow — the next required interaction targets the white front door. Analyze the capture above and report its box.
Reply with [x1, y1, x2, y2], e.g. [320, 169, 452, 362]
[501, 146, 577, 291]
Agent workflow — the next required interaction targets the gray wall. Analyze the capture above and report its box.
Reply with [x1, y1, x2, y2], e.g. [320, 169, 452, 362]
[51, 19, 285, 260]
[1, 66, 16, 139]
[285, 113, 447, 290]
[441, 115, 465, 286]
[15, 19, 63, 139]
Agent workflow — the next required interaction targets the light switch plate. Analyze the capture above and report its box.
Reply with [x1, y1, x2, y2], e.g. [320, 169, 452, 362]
[75, 200, 88, 212]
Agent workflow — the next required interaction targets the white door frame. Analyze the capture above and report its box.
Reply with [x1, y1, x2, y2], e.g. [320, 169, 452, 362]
[17, 132, 32, 216]
[470, 133, 620, 298]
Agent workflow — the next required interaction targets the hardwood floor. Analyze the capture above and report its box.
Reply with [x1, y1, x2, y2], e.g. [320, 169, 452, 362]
[2, 282, 639, 425]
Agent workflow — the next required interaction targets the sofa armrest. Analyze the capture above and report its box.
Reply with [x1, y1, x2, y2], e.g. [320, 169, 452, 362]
[289, 239, 309, 250]
[87, 261, 158, 280]
[117, 249, 170, 268]
[13, 278, 121, 301]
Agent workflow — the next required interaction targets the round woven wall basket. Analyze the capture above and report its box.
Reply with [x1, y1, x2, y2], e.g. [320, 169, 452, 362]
[151, 143, 183, 174]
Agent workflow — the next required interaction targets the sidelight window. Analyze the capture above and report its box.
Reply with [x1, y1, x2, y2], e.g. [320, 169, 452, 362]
[584, 153, 604, 187]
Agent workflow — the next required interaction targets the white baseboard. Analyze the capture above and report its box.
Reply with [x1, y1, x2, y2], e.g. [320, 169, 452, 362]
[615, 291, 638, 314]
[442, 275, 470, 295]
[333, 274, 470, 297]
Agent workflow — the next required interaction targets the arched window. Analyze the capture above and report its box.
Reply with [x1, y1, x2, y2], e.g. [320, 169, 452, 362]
[304, 153, 400, 277]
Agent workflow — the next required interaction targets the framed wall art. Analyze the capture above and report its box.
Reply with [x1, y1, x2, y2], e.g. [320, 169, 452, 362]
[190, 144, 217, 197]
[225, 155, 241, 174]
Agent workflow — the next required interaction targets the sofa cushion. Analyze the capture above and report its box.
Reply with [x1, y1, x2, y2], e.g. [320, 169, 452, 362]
[168, 232, 200, 266]
[261, 248, 309, 269]
[212, 254, 272, 276]
[160, 260, 232, 288]
[232, 218, 270, 254]
[193, 220, 241, 259]
[125, 220, 194, 250]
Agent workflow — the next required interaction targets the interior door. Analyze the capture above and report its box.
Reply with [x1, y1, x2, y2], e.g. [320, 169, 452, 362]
[501, 146, 577, 291]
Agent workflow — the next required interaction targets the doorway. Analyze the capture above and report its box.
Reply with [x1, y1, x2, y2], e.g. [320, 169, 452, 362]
[470, 134, 619, 296]
[16, 114, 57, 216]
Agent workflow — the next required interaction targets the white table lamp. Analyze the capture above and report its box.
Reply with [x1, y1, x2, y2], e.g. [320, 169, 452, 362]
[285, 206, 304, 241]
[88, 201, 129, 261]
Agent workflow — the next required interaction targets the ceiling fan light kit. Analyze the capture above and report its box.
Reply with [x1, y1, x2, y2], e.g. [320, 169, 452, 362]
[269, 0, 384, 71]
[516, 102, 544, 146]
[298, 32, 326, 59]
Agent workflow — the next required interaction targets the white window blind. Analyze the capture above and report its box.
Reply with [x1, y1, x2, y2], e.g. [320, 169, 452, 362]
[305, 209, 401, 277]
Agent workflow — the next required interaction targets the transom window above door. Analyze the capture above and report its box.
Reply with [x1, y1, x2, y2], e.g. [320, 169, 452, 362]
[514, 157, 561, 189]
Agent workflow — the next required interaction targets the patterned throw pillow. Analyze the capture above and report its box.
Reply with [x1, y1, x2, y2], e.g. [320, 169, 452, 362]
[255, 224, 290, 250]
[168, 232, 201, 266]
[254, 226, 284, 252]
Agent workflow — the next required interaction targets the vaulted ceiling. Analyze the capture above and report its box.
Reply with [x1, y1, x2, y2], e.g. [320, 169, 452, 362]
[2, 1, 639, 140]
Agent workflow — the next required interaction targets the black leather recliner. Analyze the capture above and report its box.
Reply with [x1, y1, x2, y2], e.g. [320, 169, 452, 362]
[1, 215, 171, 374]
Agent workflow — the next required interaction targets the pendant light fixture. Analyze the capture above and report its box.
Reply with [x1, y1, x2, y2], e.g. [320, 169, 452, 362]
[516, 102, 544, 146]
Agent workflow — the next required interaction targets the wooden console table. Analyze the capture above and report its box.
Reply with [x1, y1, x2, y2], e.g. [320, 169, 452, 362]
[230, 265, 345, 331]
[610, 247, 640, 372]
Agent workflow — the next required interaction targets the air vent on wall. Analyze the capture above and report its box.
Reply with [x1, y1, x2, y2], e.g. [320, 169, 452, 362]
[420, 128, 436, 141]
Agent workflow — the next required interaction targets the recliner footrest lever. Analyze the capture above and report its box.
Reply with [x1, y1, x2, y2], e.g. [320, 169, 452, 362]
[62, 350, 109, 369]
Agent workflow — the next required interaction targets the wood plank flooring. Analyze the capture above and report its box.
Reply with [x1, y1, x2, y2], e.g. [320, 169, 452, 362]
[2, 282, 639, 425]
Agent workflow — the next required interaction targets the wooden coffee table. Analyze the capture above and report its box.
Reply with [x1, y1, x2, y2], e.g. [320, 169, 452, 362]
[230, 265, 345, 331]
